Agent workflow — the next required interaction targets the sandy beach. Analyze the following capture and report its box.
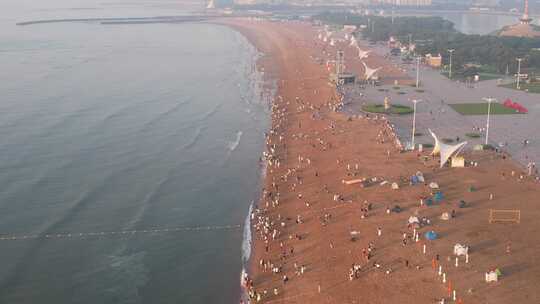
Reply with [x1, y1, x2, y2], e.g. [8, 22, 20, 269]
[219, 18, 540, 304]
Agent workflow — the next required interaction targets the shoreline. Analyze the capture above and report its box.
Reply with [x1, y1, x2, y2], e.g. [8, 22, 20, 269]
[215, 20, 281, 304]
[221, 18, 540, 304]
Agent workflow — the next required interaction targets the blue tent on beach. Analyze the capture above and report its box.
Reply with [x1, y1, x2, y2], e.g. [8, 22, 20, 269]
[425, 231, 438, 241]
[434, 191, 444, 202]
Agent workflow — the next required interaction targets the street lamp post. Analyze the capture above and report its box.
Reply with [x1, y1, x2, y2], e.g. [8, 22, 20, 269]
[448, 49, 455, 79]
[483, 97, 497, 145]
[411, 99, 422, 150]
[416, 56, 421, 88]
[516, 58, 523, 90]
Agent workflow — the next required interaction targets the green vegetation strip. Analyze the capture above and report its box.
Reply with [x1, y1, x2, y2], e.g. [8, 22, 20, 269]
[465, 133, 481, 138]
[449, 103, 524, 115]
[362, 104, 413, 115]
[500, 82, 540, 94]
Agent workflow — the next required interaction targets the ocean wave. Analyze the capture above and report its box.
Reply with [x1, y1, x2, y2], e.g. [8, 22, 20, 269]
[198, 102, 223, 123]
[228, 131, 243, 152]
[0, 169, 119, 290]
[139, 97, 192, 131]
[123, 175, 169, 231]
[182, 126, 205, 151]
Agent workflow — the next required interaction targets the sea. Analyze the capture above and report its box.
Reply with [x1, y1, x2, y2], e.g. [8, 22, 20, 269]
[0, 1, 271, 303]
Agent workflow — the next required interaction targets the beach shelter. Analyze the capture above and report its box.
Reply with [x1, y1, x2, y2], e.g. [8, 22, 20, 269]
[458, 200, 467, 208]
[429, 129, 468, 168]
[425, 198, 434, 206]
[424, 231, 438, 240]
[429, 182, 439, 189]
[411, 175, 419, 184]
[453, 244, 469, 256]
[440, 212, 450, 220]
[391, 182, 400, 190]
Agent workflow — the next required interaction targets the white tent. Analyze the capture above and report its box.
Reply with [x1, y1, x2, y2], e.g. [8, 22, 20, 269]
[440, 212, 450, 220]
[485, 271, 498, 282]
[408, 216, 420, 224]
[453, 244, 469, 256]
[415, 171, 425, 183]
[357, 48, 370, 59]
[362, 61, 381, 80]
[429, 129, 467, 168]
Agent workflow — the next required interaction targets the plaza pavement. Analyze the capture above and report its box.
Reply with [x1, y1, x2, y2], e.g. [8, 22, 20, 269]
[343, 43, 539, 169]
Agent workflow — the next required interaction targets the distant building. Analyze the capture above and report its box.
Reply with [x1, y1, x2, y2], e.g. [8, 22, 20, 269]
[376, 0, 432, 6]
[425, 53, 442, 68]
[472, 0, 500, 8]
[498, 0, 540, 38]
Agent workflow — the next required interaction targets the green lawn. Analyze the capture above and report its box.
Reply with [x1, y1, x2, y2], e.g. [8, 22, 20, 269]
[362, 104, 413, 115]
[441, 71, 503, 82]
[477, 72, 504, 81]
[499, 82, 540, 93]
[449, 103, 524, 115]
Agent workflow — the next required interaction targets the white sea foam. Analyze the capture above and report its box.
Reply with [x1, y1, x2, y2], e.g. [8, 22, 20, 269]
[228, 131, 243, 151]
[239, 201, 253, 303]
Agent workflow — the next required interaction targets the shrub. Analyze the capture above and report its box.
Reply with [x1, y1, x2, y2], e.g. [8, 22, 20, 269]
[465, 132, 481, 138]
[442, 138, 454, 144]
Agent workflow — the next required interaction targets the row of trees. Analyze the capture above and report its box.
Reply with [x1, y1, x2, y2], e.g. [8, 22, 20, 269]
[316, 12, 540, 75]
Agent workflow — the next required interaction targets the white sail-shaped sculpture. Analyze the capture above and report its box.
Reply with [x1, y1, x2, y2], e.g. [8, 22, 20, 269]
[429, 129, 467, 168]
[358, 48, 370, 59]
[362, 61, 381, 80]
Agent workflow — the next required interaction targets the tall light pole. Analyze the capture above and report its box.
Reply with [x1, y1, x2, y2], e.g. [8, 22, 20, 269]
[416, 56, 421, 88]
[448, 49, 455, 79]
[411, 99, 422, 150]
[483, 97, 497, 145]
[516, 58, 523, 90]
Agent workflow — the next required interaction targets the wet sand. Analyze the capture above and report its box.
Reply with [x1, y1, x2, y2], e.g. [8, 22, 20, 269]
[220, 18, 540, 304]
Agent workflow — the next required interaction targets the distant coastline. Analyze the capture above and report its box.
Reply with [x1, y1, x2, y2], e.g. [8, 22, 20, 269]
[15, 16, 210, 26]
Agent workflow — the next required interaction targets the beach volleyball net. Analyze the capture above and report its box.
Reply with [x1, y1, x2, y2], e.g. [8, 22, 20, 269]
[489, 209, 521, 224]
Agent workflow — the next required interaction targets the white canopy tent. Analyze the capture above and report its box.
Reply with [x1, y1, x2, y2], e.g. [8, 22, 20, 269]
[362, 61, 381, 80]
[357, 48, 370, 59]
[429, 129, 467, 168]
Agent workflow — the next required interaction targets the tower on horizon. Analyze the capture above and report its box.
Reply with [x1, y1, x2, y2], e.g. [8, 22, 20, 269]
[520, 0, 533, 25]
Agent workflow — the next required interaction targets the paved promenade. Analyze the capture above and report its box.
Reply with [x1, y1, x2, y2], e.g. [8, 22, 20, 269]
[344, 43, 539, 169]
